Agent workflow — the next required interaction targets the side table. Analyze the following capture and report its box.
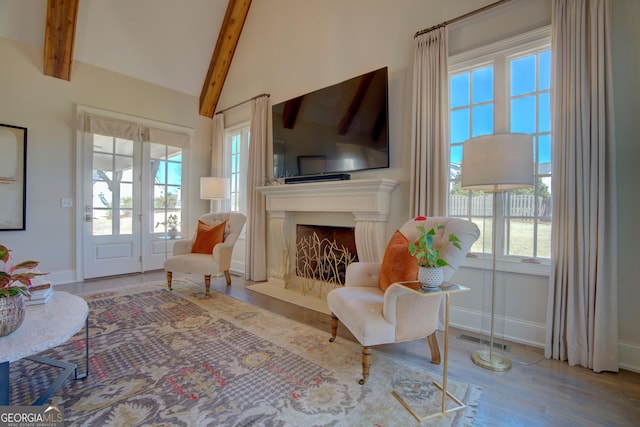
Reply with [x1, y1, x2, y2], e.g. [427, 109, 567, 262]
[0, 291, 89, 405]
[391, 281, 469, 422]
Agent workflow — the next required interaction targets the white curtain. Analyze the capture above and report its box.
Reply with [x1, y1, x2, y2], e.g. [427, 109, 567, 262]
[410, 26, 449, 217]
[211, 114, 229, 212]
[545, 0, 618, 373]
[245, 96, 268, 281]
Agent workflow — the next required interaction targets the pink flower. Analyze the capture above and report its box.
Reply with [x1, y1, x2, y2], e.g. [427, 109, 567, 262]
[414, 216, 427, 221]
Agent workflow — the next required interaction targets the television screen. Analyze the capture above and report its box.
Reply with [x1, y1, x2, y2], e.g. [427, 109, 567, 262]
[272, 67, 389, 178]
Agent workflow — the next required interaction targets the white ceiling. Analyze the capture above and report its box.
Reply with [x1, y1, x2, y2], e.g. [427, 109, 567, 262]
[0, 0, 229, 97]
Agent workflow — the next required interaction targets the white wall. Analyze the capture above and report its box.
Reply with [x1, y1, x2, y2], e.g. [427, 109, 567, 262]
[0, 37, 213, 282]
[218, 0, 640, 371]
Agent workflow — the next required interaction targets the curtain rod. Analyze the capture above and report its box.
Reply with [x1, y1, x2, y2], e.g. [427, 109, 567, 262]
[414, 0, 512, 38]
[215, 93, 270, 115]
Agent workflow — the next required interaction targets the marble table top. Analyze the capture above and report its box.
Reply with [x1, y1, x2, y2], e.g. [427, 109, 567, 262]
[0, 291, 88, 363]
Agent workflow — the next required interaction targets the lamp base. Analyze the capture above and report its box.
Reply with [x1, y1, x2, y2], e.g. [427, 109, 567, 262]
[471, 349, 512, 372]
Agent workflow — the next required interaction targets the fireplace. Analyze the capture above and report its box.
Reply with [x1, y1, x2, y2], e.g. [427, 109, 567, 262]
[257, 178, 399, 290]
[295, 224, 357, 295]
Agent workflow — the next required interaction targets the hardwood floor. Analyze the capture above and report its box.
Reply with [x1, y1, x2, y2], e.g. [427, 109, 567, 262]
[58, 271, 640, 426]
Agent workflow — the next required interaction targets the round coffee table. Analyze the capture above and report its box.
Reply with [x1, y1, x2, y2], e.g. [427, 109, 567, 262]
[0, 291, 89, 405]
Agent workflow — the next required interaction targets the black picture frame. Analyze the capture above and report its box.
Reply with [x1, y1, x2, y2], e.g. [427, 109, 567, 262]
[0, 123, 27, 230]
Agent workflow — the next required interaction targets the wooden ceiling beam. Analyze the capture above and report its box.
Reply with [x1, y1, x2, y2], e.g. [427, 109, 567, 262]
[199, 0, 252, 118]
[43, 0, 79, 81]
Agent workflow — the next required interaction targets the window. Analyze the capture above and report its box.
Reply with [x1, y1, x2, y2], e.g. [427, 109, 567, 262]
[225, 123, 250, 214]
[448, 28, 551, 268]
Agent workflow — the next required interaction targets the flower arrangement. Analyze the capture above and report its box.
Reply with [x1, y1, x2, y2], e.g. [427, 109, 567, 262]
[0, 245, 45, 298]
[408, 217, 462, 268]
[156, 214, 180, 231]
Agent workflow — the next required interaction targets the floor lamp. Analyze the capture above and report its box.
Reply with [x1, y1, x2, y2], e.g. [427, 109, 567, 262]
[461, 133, 533, 372]
[200, 177, 230, 213]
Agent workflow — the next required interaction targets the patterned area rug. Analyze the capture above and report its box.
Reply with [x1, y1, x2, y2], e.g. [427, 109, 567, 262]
[9, 282, 481, 426]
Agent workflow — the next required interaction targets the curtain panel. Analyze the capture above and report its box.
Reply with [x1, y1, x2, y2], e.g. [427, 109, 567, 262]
[545, 0, 618, 373]
[410, 26, 449, 218]
[245, 96, 268, 281]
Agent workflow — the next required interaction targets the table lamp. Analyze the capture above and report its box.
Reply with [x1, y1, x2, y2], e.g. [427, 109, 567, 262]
[200, 177, 230, 213]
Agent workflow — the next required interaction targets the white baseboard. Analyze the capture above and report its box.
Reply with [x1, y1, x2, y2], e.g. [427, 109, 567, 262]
[450, 305, 546, 348]
[47, 269, 77, 286]
[451, 305, 640, 373]
[619, 341, 640, 373]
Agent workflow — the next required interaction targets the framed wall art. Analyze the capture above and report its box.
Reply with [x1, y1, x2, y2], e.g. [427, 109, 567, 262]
[0, 123, 27, 230]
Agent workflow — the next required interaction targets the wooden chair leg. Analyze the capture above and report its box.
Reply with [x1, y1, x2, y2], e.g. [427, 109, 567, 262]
[166, 271, 173, 291]
[329, 313, 339, 342]
[224, 270, 231, 286]
[204, 275, 211, 296]
[427, 332, 441, 365]
[360, 347, 372, 385]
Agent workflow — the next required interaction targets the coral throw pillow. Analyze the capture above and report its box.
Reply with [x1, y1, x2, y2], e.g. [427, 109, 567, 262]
[191, 220, 226, 254]
[378, 230, 419, 292]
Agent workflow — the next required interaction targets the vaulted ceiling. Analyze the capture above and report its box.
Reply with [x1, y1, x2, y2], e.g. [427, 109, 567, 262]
[0, 0, 251, 117]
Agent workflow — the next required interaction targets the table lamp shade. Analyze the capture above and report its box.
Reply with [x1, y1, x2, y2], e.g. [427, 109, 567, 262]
[200, 177, 230, 200]
[461, 133, 534, 192]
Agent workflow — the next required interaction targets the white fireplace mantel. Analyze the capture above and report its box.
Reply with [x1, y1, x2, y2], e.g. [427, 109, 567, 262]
[257, 178, 399, 285]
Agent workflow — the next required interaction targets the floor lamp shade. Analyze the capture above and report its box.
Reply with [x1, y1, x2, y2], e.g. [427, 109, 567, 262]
[461, 133, 534, 192]
[460, 133, 533, 372]
[200, 177, 230, 200]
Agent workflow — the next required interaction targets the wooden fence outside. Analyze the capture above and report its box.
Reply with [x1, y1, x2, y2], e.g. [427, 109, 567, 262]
[449, 195, 551, 219]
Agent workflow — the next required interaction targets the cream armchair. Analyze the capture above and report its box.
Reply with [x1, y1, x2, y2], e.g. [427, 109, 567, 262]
[164, 212, 246, 296]
[327, 216, 479, 384]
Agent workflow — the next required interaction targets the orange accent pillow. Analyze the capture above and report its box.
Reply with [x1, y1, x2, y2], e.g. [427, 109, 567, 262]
[191, 220, 226, 254]
[378, 230, 419, 292]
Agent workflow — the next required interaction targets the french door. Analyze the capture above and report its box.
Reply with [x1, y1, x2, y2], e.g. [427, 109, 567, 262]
[80, 112, 186, 279]
[83, 134, 142, 278]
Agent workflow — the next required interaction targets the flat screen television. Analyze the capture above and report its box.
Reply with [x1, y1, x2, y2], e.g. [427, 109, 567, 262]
[272, 67, 389, 179]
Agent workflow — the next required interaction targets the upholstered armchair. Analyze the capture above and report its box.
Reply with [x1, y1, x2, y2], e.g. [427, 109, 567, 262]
[327, 216, 479, 384]
[164, 212, 246, 296]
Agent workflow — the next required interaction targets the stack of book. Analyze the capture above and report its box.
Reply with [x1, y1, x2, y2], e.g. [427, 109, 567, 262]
[24, 283, 53, 306]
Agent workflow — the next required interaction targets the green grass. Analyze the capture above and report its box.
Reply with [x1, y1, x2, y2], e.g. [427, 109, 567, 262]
[470, 218, 551, 259]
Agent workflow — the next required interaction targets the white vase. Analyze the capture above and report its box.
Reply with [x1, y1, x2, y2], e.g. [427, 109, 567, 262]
[418, 267, 444, 289]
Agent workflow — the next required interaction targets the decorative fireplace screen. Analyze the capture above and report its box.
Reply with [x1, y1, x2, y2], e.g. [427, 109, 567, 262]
[295, 225, 357, 297]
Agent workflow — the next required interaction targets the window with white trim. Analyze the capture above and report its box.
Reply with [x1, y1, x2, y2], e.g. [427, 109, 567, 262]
[448, 28, 552, 266]
[225, 123, 250, 214]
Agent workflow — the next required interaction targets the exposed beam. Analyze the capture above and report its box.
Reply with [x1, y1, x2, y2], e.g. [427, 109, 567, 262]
[200, 0, 252, 118]
[43, 0, 79, 81]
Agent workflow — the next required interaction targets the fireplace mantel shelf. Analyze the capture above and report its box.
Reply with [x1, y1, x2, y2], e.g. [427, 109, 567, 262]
[257, 178, 399, 217]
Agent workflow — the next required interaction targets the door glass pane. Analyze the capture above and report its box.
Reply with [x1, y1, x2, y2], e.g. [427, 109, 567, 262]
[150, 143, 183, 236]
[93, 165, 112, 236]
[92, 135, 136, 237]
[119, 182, 133, 235]
[93, 135, 112, 153]
[115, 138, 134, 156]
